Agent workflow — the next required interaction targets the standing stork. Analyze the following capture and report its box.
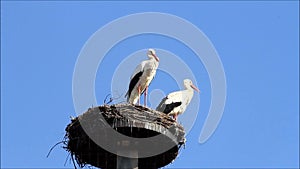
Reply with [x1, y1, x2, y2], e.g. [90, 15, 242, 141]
[156, 79, 200, 121]
[126, 49, 159, 106]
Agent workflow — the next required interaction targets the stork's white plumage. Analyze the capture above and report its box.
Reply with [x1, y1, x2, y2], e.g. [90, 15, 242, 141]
[156, 79, 199, 120]
[126, 49, 159, 106]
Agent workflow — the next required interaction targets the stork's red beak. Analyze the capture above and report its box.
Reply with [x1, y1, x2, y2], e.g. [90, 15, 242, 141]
[153, 54, 159, 62]
[191, 84, 200, 93]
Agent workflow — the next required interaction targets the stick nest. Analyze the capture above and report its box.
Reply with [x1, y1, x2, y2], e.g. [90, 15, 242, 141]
[63, 103, 186, 169]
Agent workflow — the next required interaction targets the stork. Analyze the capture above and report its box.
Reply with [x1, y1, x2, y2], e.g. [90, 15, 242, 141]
[156, 79, 200, 121]
[126, 49, 159, 106]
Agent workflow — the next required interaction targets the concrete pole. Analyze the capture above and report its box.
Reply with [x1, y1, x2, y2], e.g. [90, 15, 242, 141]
[117, 140, 138, 169]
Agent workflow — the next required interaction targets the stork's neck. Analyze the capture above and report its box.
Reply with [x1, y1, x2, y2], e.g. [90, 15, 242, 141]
[147, 55, 159, 65]
[183, 86, 194, 101]
[147, 55, 155, 60]
[184, 84, 191, 90]
[182, 86, 192, 94]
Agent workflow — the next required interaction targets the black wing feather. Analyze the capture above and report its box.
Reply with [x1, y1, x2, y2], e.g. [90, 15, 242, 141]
[156, 97, 182, 114]
[126, 71, 143, 101]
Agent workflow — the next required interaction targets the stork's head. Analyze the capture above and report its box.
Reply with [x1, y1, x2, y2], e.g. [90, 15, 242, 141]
[184, 79, 200, 92]
[147, 49, 159, 62]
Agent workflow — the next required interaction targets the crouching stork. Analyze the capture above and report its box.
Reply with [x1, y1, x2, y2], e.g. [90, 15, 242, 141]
[156, 79, 200, 121]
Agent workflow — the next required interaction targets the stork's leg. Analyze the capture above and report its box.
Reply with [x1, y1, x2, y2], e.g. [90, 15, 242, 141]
[138, 84, 141, 105]
[144, 86, 148, 107]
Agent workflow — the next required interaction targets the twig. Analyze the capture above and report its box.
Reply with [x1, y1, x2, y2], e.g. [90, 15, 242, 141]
[46, 141, 66, 158]
[103, 94, 112, 104]
[71, 153, 77, 169]
[111, 92, 124, 101]
[104, 92, 125, 105]
[64, 152, 71, 166]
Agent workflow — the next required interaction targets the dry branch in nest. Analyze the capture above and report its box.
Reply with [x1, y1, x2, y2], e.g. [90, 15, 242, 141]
[63, 103, 186, 169]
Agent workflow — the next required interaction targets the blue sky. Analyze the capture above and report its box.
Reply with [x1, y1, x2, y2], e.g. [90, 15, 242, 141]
[1, 1, 299, 168]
